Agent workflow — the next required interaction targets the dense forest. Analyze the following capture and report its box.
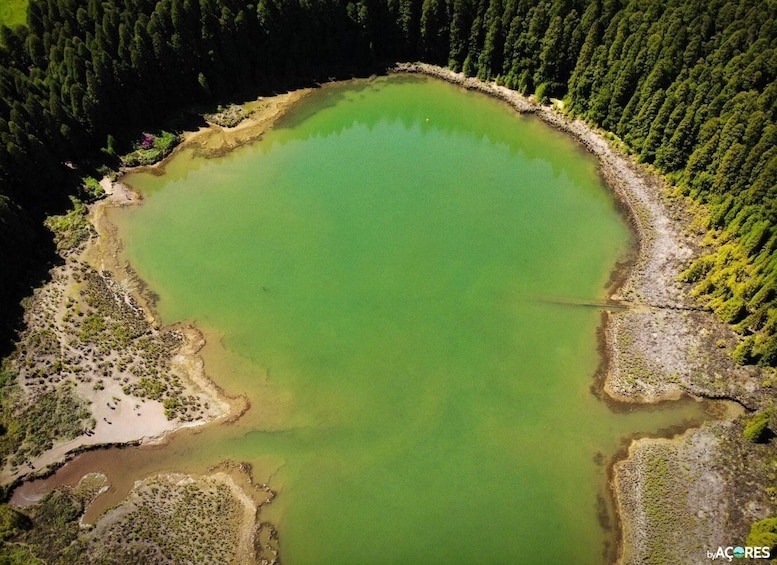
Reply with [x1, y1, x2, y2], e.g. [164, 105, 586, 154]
[0, 0, 775, 365]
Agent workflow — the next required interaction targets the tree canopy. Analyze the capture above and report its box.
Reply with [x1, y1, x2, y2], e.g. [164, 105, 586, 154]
[0, 0, 775, 365]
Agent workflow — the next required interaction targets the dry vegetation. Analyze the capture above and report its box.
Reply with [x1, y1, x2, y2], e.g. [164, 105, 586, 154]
[0, 197, 223, 478]
[84, 474, 244, 564]
[616, 417, 777, 564]
[204, 104, 248, 128]
[1, 465, 278, 565]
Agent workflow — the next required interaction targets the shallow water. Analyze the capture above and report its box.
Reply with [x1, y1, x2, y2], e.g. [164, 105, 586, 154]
[100, 76, 710, 564]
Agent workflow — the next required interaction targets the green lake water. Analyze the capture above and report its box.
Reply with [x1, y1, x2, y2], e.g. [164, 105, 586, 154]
[110, 76, 711, 564]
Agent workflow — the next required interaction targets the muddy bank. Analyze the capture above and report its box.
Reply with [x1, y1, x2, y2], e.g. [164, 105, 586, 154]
[395, 63, 774, 564]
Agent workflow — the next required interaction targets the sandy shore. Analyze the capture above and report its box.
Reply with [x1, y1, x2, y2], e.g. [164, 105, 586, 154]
[0, 189, 233, 485]
[0, 91, 312, 489]
[395, 63, 773, 564]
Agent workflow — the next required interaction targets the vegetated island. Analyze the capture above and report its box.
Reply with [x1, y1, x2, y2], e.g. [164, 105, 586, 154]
[396, 63, 776, 563]
[7, 461, 279, 564]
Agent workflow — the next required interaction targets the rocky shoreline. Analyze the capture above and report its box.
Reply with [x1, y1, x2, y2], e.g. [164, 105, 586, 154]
[395, 63, 775, 563]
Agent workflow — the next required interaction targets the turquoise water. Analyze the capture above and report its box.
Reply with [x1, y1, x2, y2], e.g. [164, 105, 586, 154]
[111, 76, 710, 564]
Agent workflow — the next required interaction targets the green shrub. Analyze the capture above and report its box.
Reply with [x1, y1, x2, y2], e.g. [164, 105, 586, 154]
[462, 55, 474, 77]
[679, 256, 714, 283]
[81, 177, 105, 201]
[744, 410, 772, 443]
[104, 134, 118, 158]
[534, 82, 550, 104]
[755, 336, 777, 367]
[43, 197, 94, 251]
[747, 517, 777, 550]
[121, 131, 180, 167]
[733, 338, 755, 365]
[716, 297, 747, 324]
[20, 490, 84, 563]
[0, 386, 91, 467]
[0, 543, 43, 564]
[0, 504, 31, 541]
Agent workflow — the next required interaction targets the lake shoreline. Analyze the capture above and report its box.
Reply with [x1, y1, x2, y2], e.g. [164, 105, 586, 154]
[393, 63, 771, 563]
[1, 89, 312, 561]
[0, 192, 236, 490]
[0, 87, 314, 561]
[4, 67, 771, 563]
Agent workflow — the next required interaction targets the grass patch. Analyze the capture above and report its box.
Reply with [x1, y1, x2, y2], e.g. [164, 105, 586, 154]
[8, 476, 105, 564]
[0, 382, 93, 468]
[0, 504, 32, 541]
[78, 176, 105, 202]
[0, 0, 27, 28]
[44, 197, 94, 252]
